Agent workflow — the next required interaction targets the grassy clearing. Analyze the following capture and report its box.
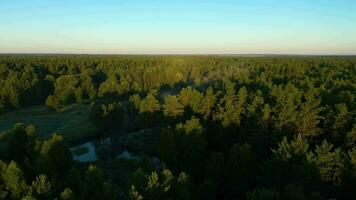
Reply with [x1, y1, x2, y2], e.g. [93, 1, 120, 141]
[0, 104, 97, 143]
[73, 146, 90, 156]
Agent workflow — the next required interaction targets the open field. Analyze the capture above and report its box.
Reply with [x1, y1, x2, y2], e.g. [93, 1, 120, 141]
[0, 104, 97, 143]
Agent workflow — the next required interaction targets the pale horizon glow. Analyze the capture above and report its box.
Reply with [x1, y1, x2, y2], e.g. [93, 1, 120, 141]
[1, 0, 356, 55]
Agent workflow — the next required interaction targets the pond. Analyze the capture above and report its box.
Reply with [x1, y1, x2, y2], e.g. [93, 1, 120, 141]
[70, 128, 163, 168]
[117, 150, 140, 160]
[70, 142, 97, 162]
[70, 139, 145, 163]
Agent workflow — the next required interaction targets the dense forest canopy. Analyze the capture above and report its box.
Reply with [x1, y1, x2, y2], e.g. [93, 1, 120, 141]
[0, 55, 355, 199]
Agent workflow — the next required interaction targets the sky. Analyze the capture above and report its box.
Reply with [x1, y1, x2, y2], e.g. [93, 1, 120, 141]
[0, 0, 356, 55]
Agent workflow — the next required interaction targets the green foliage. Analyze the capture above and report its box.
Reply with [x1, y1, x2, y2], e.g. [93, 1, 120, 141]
[60, 188, 75, 200]
[1, 56, 356, 200]
[200, 87, 216, 120]
[272, 135, 309, 161]
[83, 165, 118, 200]
[90, 101, 124, 133]
[282, 184, 306, 200]
[246, 188, 281, 200]
[349, 149, 356, 180]
[307, 140, 345, 185]
[332, 103, 350, 132]
[179, 86, 203, 113]
[98, 76, 120, 97]
[40, 134, 72, 179]
[31, 174, 51, 197]
[7, 123, 40, 163]
[65, 168, 82, 197]
[260, 136, 321, 195]
[160, 123, 207, 177]
[262, 104, 271, 127]
[129, 168, 190, 200]
[129, 94, 142, 111]
[295, 89, 324, 137]
[271, 83, 300, 130]
[346, 124, 356, 148]
[129, 185, 143, 200]
[176, 116, 203, 135]
[0, 104, 96, 143]
[0, 122, 118, 200]
[163, 95, 184, 118]
[247, 90, 265, 118]
[226, 143, 256, 198]
[45, 95, 61, 110]
[84, 165, 105, 199]
[0, 161, 28, 199]
[140, 90, 160, 114]
[216, 85, 248, 127]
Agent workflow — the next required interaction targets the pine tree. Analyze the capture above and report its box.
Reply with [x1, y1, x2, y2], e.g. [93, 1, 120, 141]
[129, 169, 190, 200]
[271, 83, 301, 131]
[60, 188, 75, 200]
[247, 90, 264, 117]
[176, 116, 203, 134]
[235, 86, 248, 124]
[140, 90, 160, 113]
[179, 86, 203, 113]
[295, 89, 324, 137]
[163, 95, 184, 118]
[31, 174, 51, 198]
[272, 135, 309, 161]
[7, 123, 40, 163]
[346, 124, 356, 148]
[307, 140, 345, 185]
[40, 134, 72, 180]
[216, 86, 248, 126]
[0, 161, 28, 199]
[200, 87, 216, 120]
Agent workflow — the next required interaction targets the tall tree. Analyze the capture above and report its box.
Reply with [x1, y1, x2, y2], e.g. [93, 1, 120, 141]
[295, 89, 324, 137]
[163, 95, 184, 118]
[139, 90, 160, 114]
[0, 161, 28, 199]
[307, 140, 345, 185]
[200, 87, 216, 120]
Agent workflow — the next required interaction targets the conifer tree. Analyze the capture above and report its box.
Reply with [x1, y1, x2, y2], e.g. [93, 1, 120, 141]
[295, 89, 324, 137]
[307, 140, 345, 185]
[200, 87, 216, 120]
[163, 95, 184, 118]
[140, 90, 160, 113]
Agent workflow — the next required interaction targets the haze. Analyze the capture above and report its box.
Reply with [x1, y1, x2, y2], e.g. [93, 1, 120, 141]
[1, 0, 356, 55]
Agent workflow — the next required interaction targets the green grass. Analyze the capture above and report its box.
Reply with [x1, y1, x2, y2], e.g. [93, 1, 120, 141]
[73, 146, 89, 156]
[0, 104, 97, 143]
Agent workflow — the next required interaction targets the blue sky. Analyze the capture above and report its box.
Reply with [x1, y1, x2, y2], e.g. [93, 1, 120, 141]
[0, 0, 355, 54]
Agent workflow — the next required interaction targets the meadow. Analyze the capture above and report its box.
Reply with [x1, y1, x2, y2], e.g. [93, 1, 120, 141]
[0, 103, 96, 143]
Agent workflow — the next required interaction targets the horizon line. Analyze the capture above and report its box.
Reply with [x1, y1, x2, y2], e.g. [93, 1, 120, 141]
[1, 52, 356, 57]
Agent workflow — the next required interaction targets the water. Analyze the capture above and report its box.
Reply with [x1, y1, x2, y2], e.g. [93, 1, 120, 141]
[117, 150, 140, 160]
[70, 142, 97, 162]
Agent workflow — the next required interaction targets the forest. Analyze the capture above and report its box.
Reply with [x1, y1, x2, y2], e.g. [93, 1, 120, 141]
[0, 55, 355, 200]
